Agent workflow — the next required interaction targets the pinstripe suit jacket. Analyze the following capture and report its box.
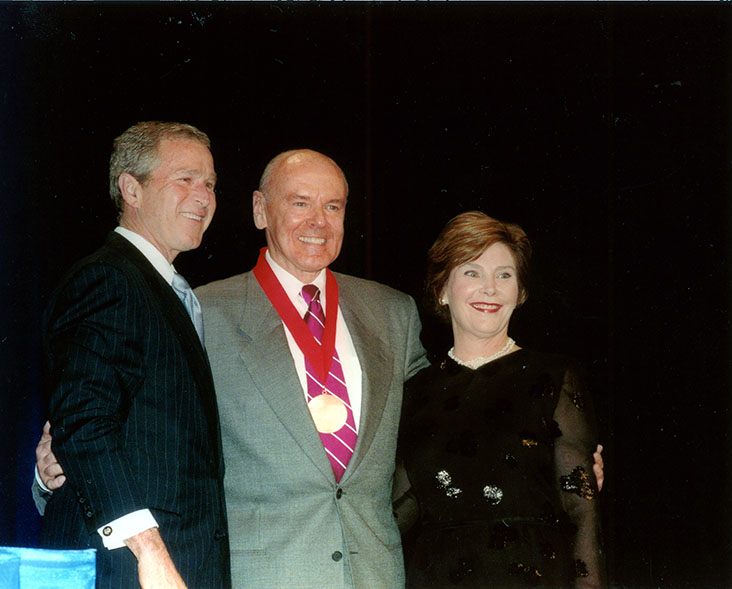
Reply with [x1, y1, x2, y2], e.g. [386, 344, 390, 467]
[196, 269, 428, 589]
[40, 232, 230, 589]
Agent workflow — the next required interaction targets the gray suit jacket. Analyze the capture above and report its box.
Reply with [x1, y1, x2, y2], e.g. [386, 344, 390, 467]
[196, 270, 428, 589]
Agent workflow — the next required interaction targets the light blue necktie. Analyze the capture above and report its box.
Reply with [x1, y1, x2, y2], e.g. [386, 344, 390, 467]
[172, 272, 205, 346]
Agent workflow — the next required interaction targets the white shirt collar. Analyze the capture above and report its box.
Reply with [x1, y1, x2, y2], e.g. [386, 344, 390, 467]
[114, 226, 177, 285]
[265, 249, 327, 307]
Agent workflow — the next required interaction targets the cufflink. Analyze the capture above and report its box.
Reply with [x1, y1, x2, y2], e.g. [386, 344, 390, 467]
[102, 526, 113, 536]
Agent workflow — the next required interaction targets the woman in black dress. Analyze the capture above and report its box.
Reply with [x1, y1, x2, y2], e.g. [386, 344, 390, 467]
[398, 212, 606, 588]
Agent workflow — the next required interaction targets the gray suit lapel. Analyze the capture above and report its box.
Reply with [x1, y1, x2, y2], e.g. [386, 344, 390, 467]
[338, 277, 395, 482]
[237, 274, 334, 481]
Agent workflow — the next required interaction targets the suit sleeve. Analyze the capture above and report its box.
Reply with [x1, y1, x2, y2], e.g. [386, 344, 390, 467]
[31, 473, 51, 516]
[403, 296, 429, 381]
[44, 263, 149, 533]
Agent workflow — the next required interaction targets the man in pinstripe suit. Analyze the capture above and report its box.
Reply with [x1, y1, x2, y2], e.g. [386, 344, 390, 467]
[37, 122, 229, 588]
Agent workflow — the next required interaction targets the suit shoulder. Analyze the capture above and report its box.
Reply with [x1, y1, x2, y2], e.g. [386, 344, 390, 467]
[195, 272, 251, 305]
[405, 363, 436, 388]
[52, 247, 139, 298]
[43, 250, 151, 347]
[46, 236, 172, 326]
[335, 272, 414, 305]
[59, 234, 154, 281]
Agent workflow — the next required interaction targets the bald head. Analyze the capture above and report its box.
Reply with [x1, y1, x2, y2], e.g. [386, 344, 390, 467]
[258, 149, 349, 198]
[253, 149, 348, 282]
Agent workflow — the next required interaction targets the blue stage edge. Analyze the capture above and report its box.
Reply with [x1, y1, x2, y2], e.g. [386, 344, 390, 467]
[0, 547, 95, 589]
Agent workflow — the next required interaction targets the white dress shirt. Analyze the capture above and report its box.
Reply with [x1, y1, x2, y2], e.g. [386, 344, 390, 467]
[265, 250, 363, 430]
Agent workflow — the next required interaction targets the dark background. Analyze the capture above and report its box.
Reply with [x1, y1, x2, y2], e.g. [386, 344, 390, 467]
[1, 3, 730, 587]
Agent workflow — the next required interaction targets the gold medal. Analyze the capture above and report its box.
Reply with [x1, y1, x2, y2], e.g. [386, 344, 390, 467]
[308, 393, 347, 434]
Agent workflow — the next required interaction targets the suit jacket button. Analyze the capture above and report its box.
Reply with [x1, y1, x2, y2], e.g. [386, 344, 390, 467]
[331, 551, 343, 562]
[102, 526, 113, 536]
[214, 530, 226, 540]
[335, 488, 343, 499]
[85, 510, 94, 519]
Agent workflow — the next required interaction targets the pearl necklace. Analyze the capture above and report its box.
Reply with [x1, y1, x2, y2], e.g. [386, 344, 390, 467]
[448, 337, 516, 370]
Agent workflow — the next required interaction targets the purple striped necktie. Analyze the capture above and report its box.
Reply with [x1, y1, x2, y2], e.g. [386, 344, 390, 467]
[301, 284, 357, 482]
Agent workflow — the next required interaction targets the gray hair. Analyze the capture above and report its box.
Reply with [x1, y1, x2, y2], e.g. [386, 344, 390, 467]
[109, 121, 211, 219]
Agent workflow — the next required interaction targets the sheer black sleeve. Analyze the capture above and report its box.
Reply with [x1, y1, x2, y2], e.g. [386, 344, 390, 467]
[553, 363, 607, 588]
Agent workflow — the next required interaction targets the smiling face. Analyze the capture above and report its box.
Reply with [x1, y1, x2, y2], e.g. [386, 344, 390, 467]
[253, 151, 347, 282]
[443, 242, 519, 356]
[119, 137, 216, 262]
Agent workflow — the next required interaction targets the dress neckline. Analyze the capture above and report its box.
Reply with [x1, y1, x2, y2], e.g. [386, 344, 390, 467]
[441, 348, 526, 373]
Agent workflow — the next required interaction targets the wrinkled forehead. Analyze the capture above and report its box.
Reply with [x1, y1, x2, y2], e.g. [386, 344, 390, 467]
[154, 137, 213, 166]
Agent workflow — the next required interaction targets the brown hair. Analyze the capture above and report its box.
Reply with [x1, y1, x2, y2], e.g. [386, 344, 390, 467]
[425, 211, 532, 322]
[109, 121, 211, 220]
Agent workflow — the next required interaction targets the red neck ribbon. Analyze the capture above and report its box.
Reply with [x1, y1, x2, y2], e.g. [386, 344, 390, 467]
[253, 247, 339, 384]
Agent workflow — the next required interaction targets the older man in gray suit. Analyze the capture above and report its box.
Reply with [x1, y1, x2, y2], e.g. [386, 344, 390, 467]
[195, 149, 428, 588]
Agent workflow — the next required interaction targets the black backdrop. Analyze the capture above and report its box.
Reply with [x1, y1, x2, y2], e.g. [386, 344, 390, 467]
[1, 4, 730, 587]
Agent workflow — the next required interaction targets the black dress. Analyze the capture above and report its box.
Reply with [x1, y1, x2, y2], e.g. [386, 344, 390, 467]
[398, 349, 605, 588]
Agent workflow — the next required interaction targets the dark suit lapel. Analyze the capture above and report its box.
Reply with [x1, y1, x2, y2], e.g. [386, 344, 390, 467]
[104, 233, 223, 473]
[237, 273, 334, 481]
[337, 276, 395, 482]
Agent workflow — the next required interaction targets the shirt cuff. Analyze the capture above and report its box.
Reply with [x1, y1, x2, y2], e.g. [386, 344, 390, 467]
[97, 509, 159, 550]
[34, 465, 52, 493]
